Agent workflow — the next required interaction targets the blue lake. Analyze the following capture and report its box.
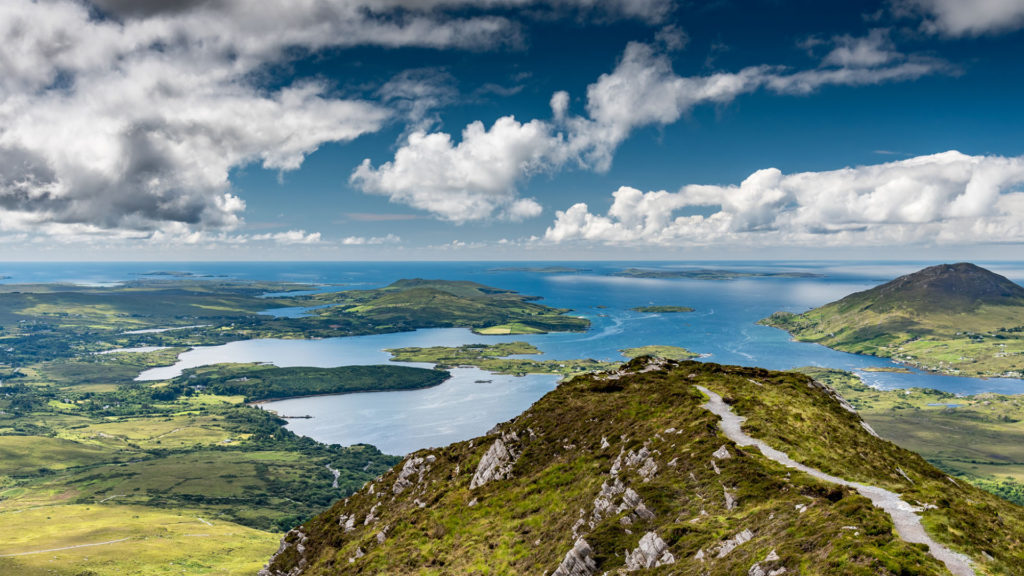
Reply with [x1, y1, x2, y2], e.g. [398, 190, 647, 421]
[6, 260, 1024, 454]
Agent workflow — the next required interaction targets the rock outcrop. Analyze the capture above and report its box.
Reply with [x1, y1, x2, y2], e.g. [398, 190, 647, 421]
[470, 432, 519, 489]
[552, 538, 598, 576]
[623, 532, 675, 571]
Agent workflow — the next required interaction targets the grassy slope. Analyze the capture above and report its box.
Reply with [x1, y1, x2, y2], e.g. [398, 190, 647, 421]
[264, 360, 1024, 576]
[799, 367, 1024, 506]
[0, 503, 279, 576]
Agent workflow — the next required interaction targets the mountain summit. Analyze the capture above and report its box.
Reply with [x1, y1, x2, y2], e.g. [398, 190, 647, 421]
[259, 359, 1023, 575]
[762, 263, 1024, 377]
[836, 263, 1024, 315]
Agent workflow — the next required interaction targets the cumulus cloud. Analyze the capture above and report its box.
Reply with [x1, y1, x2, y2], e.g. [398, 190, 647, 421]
[893, 0, 1024, 36]
[544, 151, 1024, 246]
[1, 0, 681, 242]
[351, 117, 559, 223]
[353, 39, 946, 221]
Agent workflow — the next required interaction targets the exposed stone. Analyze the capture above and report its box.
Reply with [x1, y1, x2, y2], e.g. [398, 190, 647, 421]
[623, 532, 675, 570]
[470, 432, 519, 489]
[259, 529, 308, 576]
[592, 478, 625, 521]
[713, 445, 732, 460]
[364, 503, 380, 525]
[637, 457, 658, 481]
[339, 513, 356, 532]
[723, 486, 736, 510]
[393, 455, 432, 495]
[551, 538, 598, 576]
[715, 529, 754, 558]
[618, 488, 655, 520]
[601, 436, 610, 449]
[376, 526, 389, 544]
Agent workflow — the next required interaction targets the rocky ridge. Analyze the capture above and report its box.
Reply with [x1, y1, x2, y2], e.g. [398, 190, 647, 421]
[261, 358, 1024, 575]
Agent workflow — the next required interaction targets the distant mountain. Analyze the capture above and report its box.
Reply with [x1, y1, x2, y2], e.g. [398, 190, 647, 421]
[827, 263, 1024, 314]
[762, 263, 1024, 377]
[259, 359, 1023, 575]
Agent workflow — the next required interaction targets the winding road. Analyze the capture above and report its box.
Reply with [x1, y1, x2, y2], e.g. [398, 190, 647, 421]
[694, 385, 974, 576]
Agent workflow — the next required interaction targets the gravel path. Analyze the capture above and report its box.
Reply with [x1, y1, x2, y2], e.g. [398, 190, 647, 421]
[695, 385, 974, 576]
[326, 464, 341, 489]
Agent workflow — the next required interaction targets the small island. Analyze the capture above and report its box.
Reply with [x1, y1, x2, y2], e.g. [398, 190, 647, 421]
[620, 345, 699, 360]
[630, 305, 694, 313]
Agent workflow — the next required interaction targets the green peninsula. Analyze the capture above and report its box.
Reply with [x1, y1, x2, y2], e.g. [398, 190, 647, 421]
[763, 263, 1024, 378]
[387, 342, 617, 376]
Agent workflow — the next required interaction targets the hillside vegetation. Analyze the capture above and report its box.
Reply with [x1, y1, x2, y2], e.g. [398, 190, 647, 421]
[799, 367, 1024, 507]
[763, 263, 1024, 377]
[262, 359, 1024, 576]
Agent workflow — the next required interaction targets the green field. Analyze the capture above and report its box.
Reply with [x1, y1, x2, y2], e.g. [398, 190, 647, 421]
[0, 504, 278, 576]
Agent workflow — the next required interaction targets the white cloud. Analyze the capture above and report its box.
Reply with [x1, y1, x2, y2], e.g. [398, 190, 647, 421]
[341, 233, 402, 245]
[822, 29, 899, 68]
[353, 40, 946, 222]
[351, 117, 559, 223]
[252, 230, 323, 244]
[893, 0, 1024, 36]
[545, 151, 1024, 246]
[0, 0, 680, 242]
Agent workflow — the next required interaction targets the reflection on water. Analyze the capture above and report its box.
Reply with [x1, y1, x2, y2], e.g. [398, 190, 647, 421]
[261, 367, 558, 455]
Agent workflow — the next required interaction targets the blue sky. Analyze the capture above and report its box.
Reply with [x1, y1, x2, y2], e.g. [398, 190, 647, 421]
[2, 0, 1024, 260]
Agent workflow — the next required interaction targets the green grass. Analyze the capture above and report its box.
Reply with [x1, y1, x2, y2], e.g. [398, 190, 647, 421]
[0, 503, 278, 576]
[0, 436, 116, 475]
[797, 367, 1024, 506]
